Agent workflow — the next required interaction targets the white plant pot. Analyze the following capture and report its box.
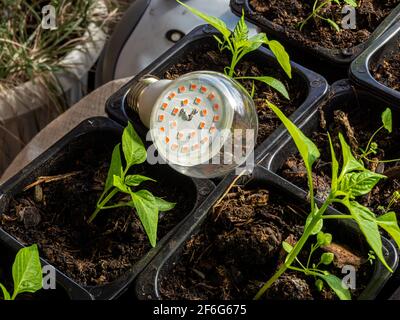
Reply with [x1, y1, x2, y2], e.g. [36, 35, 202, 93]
[0, 1, 108, 174]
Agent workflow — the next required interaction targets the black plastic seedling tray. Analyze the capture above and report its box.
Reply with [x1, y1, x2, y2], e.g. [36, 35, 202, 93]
[350, 21, 400, 108]
[261, 79, 400, 299]
[230, 0, 400, 82]
[105, 24, 329, 166]
[390, 286, 400, 300]
[0, 117, 215, 300]
[134, 165, 398, 300]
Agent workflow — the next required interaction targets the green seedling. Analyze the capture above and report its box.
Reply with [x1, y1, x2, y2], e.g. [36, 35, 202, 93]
[299, 0, 358, 32]
[283, 231, 346, 297]
[387, 191, 400, 212]
[378, 191, 400, 214]
[254, 101, 400, 300]
[177, 1, 292, 99]
[367, 250, 376, 265]
[359, 108, 400, 164]
[89, 122, 175, 247]
[0, 244, 43, 300]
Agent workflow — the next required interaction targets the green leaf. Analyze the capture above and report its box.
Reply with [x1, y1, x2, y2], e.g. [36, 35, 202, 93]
[318, 273, 351, 300]
[282, 241, 293, 254]
[382, 108, 392, 133]
[306, 211, 324, 235]
[105, 143, 122, 192]
[317, 232, 332, 246]
[177, 0, 231, 39]
[213, 35, 223, 45]
[239, 76, 289, 99]
[113, 175, 130, 194]
[315, 279, 324, 292]
[267, 40, 292, 79]
[250, 81, 256, 99]
[328, 133, 339, 191]
[260, 77, 290, 99]
[268, 101, 320, 174]
[338, 133, 364, 178]
[325, 18, 340, 32]
[377, 211, 400, 249]
[130, 190, 159, 247]
[12, 244, 43, 300]
[154, 197, 176, 212]
[320, 252, 334, 265]
[125, 175, 155, 187]
[268, 101, 320, 214]
[0, 283, 10, 300]
[122, 122, 147, 168]
[232, 11, 248, 45]
[244, 33, 267, 51]
[339, 171, 386, 197]
[343, 200, 392, 272]
[238, 33, 268, 58]
[344, 0, 357, 7]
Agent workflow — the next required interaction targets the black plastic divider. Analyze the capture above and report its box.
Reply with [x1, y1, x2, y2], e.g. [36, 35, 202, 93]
[0, 117, 215, 300]
[390, 286, 400, 300]
[134, 165, 398, 300]
[350, 21, 400, 107]
[105, 24, 329, 166]
[230, 0, 400, 82]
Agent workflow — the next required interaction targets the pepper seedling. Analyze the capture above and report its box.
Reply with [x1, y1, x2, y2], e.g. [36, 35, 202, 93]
[254, 101, 400, 300]
[177, 0, 292, 100]
[299, 0, 358, 32]
[282, 231, 348, 298]
[359, 108, 400, 164]
[89, 122, 176, 247]
[0, 244, 43, 300]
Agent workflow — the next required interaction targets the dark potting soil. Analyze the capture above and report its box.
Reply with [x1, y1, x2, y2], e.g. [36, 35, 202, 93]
[279, 102, 400, 219]
[163, 41, 307, 145]
[249, 0, 400, 50]
[371, 49, 400, 92]
[159, 186, 372, 300]
[0, 145, 195, 286]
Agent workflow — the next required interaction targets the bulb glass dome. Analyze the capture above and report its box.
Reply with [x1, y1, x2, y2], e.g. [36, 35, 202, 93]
[149, 71, 258, 178]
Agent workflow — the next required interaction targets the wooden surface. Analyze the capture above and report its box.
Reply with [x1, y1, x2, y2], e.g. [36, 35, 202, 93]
[0, 77, 130, 184]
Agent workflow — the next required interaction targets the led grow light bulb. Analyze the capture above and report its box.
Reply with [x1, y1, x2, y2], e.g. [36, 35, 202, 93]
[126, 71, 258, 178]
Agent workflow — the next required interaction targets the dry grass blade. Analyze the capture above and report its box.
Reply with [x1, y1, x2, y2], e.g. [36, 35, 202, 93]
[23, 171, 82, 191]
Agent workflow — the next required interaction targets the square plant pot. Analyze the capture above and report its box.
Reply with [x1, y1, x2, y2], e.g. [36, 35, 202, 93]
[0, 117, 215, 300]
[350, 21, 400, 107]
[105, 24, 329, 167]
[261, 79, 400, 298]
[134, 166, 398, 300]
[230, 0, 400, 81]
